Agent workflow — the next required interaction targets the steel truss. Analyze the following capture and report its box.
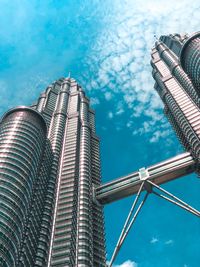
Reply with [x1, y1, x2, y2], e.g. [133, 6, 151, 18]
[94, 152, 200, 266]
[108, 168, 200, 266]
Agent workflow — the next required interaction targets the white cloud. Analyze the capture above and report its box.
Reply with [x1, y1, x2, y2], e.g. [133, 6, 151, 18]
[115, 102, 124, 115]
[116, 108, 124, 115]
[108, 260, 137, 267]
[126, 122, 132, 128]
[91, 80, 98, 90]
[84, 0, 200, 142]
[165, 239, 174, 245]
[150, 237, 159, 244]
[105, 92, 113, 101]
[90, 97, 100, 106]
[108, 112, 114, 119]
[150, 129, 171, 143]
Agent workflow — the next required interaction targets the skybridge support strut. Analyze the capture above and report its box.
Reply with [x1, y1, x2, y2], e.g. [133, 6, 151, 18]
[109, 182, 148, 267]
[108, 178, 200, 266]
[99, 153, 200, 266]
[148, 180, 200, 217]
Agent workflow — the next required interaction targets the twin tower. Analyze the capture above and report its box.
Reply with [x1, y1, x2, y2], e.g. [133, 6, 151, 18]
[0, 32, 200, 266]
[151, 32, 200, 169]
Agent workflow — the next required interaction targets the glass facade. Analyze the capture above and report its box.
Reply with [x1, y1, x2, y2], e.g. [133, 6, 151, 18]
[0, 79, 106, 266]
[180, 32, 200, 93]
[0, 107, 47, 266]
[151, 32, 200, 172]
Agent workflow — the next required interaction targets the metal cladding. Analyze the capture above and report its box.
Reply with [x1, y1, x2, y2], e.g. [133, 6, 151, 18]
[151, 32, 200, 172]
[47, 81, 106, 267]
[180, 32, 200, 92]
[0, 79, 106, 266]
[0, 107, 47, 266]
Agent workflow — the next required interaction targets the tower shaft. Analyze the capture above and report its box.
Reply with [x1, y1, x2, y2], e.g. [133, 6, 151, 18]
[0, 78, 106, 267]
[151, 32, 200, 170]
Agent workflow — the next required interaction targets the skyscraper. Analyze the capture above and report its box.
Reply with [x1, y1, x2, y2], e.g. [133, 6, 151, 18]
[151, 32, 200, 168]
[0, 78, 106, 266]
[1, 31, 200, 267]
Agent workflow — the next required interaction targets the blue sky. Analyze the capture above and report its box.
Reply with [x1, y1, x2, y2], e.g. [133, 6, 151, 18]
[0, 0, 200, 266]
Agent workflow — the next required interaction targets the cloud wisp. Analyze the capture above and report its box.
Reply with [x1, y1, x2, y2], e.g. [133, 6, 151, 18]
[150, 237, 159, 244]
[107, 260, 138, 267]
[82, 0, 200, 142]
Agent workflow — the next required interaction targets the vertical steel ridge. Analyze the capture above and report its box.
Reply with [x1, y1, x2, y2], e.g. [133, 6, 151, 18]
[0, 107, 47, 266]
[76, 93, 93, 266]
[33, 80, 68, 267]
[33, 139, 53, 267]
[37, 93, 46, 112]
[45, 78, 106, 266]
[50, 80, 81, 266]
[90, 114, 106, 265]
[72, 89, 106, 266]
[151, 34, 200, 169]
[46, 79, 70, 267]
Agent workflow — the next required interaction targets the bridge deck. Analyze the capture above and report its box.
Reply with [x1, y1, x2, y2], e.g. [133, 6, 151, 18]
[96, 152, 195, 204]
